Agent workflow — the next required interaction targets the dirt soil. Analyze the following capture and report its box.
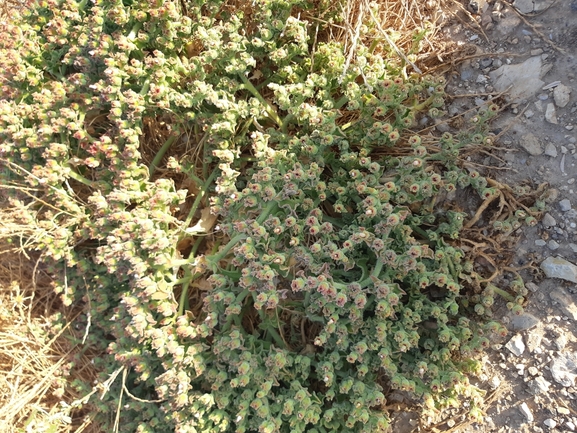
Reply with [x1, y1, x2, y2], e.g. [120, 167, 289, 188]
[389, 1, 577, 432]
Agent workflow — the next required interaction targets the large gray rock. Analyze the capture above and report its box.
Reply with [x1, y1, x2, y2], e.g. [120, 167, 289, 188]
[550, 352, 577, 387]
[549, 288, 577, 321]
[554, 84, 572, 108]
[508, 313, 540, 331]
[489, 57, 544, 102]
[513, 0, 533, 13]
[541, 256, 577, 283]
[534, 0, 556, 12]
[520, 133, 542, 155]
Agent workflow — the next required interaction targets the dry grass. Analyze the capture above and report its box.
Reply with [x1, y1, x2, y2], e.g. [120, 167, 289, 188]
[0, 245, 103, 433]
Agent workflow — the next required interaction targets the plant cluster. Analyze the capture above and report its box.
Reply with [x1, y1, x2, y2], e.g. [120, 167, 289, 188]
[0, 0, 544, 432]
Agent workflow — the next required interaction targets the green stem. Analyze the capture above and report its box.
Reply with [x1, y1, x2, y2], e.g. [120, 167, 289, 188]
[139, 78, 150, 96]
[265, 326, 287, 350]
[67, 169, 94, 187]
[127, 21, 143, 41]
[334, 95, 349, 110]
[189, 236, 204, 259]
[182, 167, 219, 230]
[281, 113, 295, 134]
[446, 258, 458, 282]
[322, 215, 345, 228]
[368, 38, 380, 54]
[359, 259, 384, 288]
[238, 73, 283, 127]
[176, 237, 209, 315]
[492, 286, 515, 302]
[149, 134, 178, 178]
[222, 289, 250, 332]
[256, 201, 279, 224]
[177, 269, 197, 316]
[207, 233, 248, 272]
[371, 259, 384, 278]
[412, 94, 435, 112]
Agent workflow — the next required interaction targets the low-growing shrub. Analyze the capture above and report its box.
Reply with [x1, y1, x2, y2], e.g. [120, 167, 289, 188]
[0, 0, 543, 432]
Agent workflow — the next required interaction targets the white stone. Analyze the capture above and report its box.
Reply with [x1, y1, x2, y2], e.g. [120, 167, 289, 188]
[550, 352, 577, 387]
[544, 419, 557, 429]
[554, 84, 572, 108]
[505, 334, 525, 356]
[519, 402, 534, 422]
[528, 376, 551, 395]
[541, 256, 577, 283]
[545, 103, 558, 124]
[490, 376, 501, 389]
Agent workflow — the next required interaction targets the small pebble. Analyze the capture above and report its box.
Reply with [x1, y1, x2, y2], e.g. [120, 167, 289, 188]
[558, 407, 570, 415]
[506, 334, 525, 356]
[548, 240, 560, 250]
[544, 419, 557, 429]
[528, 376, 551, 395]
[544, 143, 558, 157]
[520, 402, 534, 422]
[560, 199, 572, 211]
[566, 421, 576, 431]
[535, 239, 547, 246]
[490, 376, 502, 389]
[542, 213, 557, 227]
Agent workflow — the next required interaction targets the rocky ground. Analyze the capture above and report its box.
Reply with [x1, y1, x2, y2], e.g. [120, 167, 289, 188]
[389, 0, 577, 432]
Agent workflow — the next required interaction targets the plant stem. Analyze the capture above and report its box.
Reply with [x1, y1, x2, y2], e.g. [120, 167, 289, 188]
[265, 326, 287, 349]
[207, 233, 248, 272]
[238, 73, 283, 127]
[127, 21, 143, 41]
[182, 167, 219, 230]
[491, 286, 515, 302]
[412, 94, 435, 112]
[334, 95, 349, 110]
[256, 201, 279, 224]
[222, 289, 250, 332]
[177, 269, 197, 316]
[67, 169, 94, 187]
[148, 134, 178, 178]
[139, 78, 150, 96]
